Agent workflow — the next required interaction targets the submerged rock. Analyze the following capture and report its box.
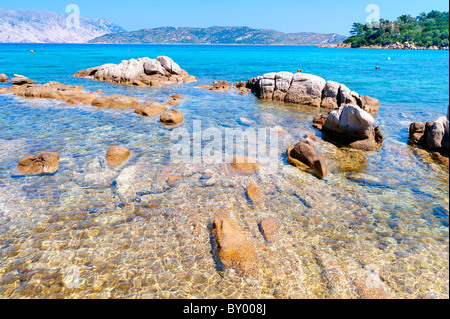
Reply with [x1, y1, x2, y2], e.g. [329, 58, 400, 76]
[17, 152, 60, 175]
[75, 56, 195, 86]
[259, 217, 281, 242]
[230, 156, 259, 174]
[0, 74, 9, 82]
[246, 184, 264, 205]
[160, 109, 184, 125]
[286, 138, 327, 179]
[11, 74, 34, 86]
[317, 104, 383, 151]
[106, 145, 130, 166]
[3, 81, 97, 105]
[92, 94, 141, 109]
[211, 212, 258, 276]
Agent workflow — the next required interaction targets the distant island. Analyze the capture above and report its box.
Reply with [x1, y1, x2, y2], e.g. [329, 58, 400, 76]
[88, 26, 347, 45]
[322, 10, 449, 50]
[0, 8, 125, 43]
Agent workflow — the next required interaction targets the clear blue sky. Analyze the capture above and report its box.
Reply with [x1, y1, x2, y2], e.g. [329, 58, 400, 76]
[1, 0, 448, 35]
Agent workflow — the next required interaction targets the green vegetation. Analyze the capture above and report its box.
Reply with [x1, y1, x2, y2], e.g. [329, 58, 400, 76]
[344, 10, 449, 48]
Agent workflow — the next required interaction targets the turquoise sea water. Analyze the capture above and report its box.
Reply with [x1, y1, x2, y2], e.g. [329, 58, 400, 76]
[0, 44, 448, 299]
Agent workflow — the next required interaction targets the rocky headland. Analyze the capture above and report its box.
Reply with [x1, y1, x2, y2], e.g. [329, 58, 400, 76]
[320, 41, 449, 50]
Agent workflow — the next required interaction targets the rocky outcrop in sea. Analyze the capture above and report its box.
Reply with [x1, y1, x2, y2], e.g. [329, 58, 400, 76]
[409, 111, 449, 166]
[75, 56, 196, 86]
[313, 104, 383, 151]
[246, 72, 379, 112]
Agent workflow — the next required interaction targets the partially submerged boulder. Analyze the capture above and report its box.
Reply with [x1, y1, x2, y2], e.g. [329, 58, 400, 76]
[75, 56, 195, 86]
[0, 74, 9, 83]
[199, 80, 233, 91]
[211, 212, 258, 276]
[17, 152, 60, 175]
[92, 94, 141, 109]
[106, 145, 130, 166]
[160, 109, 184, 125]
[11, 74, 34, 86]
[409, 115, 449, 165]
[286, 138, 328, 178]
[135, 100, 167, 116]
[316, 104, 383, 151]
[3, 81, 97, 105]
[247, 72, 379, 112]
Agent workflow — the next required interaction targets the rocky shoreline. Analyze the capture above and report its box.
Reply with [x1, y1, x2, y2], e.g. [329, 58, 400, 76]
[319, 42, 449, 50]
[0, 55, 448, 284]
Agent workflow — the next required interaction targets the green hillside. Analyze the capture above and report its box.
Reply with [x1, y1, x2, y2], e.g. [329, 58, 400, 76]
[344, 10, 449, 48]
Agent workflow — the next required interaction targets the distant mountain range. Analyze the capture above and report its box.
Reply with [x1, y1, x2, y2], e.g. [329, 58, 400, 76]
[0, 8, 347, 45]
[0, 8, 125, 43]
[89, 26, 347, 45]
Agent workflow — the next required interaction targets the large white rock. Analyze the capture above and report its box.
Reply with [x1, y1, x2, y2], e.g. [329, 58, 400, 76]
[339, 83, 358, 105]
[273, 71, 294, 101]
[95, 59, 144, 84]
[321, 81, 341, 109]
[157, 56, 182, 75]
[139, 58, 166, 76]
[323, 104, 375, 139]
[425, 116, 449, 151]
[284, 73, 326, 106]
[11, 74, 34, 86]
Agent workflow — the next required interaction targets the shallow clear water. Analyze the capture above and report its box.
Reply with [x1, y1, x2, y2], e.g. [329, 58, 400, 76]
[0, 44, 448, 299]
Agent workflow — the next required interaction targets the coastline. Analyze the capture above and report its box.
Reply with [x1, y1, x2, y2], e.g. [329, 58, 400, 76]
[318, 42, 450, 50]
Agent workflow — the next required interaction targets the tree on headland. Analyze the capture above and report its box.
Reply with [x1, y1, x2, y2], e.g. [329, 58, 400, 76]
[343, 10, 449, 48]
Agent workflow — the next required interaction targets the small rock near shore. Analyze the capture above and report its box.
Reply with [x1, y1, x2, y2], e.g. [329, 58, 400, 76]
[106, 145, 130, 166]
[11, 74, 34, 86]
[135, 100, 167, 116]
[17, 152, 60, 175]
[0, 74, 9, 82]
[160, 109, 184, 125]
[247, 184, 264, 205]
[211, 212, 258, 276]
[286, 138, 328, 179]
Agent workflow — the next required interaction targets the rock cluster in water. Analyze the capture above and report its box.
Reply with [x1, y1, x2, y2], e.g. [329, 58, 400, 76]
[200, 80, 251, 95]
[313, 104, 383, 151]
[1, 76, 184, 122]
[409, 113, 449, 166]
[74, 56, 196, 86]
[246, 72, 379, 112]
